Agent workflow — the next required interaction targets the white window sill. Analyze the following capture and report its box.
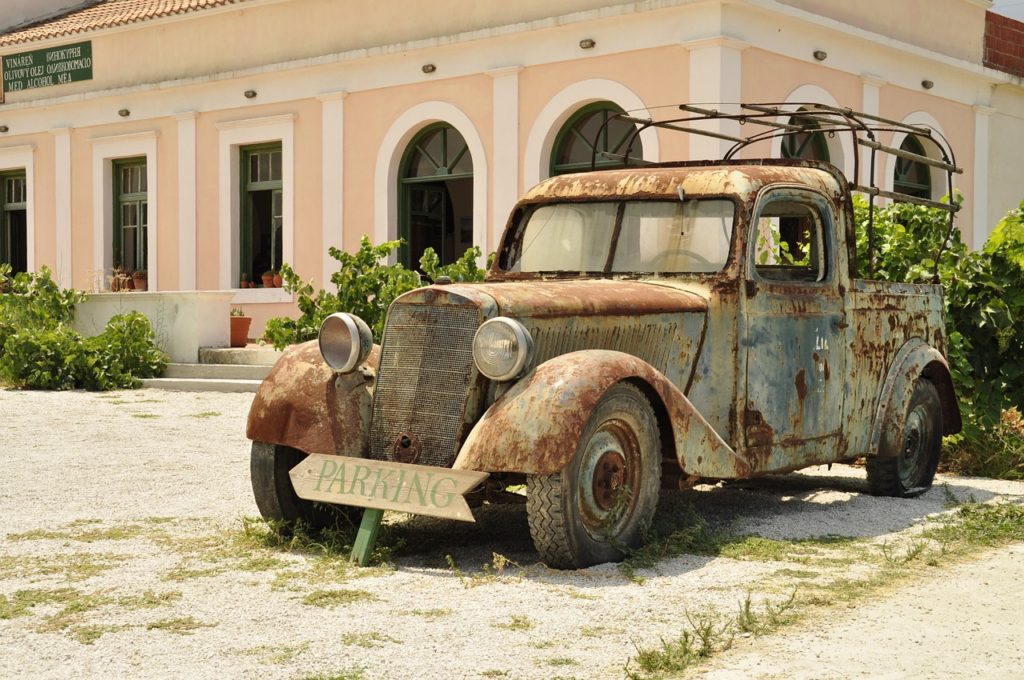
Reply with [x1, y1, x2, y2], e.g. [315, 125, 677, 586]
[229, 288, 293, 304]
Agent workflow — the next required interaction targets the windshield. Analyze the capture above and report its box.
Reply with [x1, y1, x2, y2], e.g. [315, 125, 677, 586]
[502, 199, 735, 274]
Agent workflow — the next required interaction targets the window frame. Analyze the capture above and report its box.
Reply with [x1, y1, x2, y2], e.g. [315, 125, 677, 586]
[549, 102, 643, 176]
[0, 170, 27, 274]
[239, 143, 284, 282]
[397, 123, 474, 268]
[112, 157, 148, 272]
[747, 188, 835, 286]
[216, 114, 294, 301]
[498, 196, 740, 276]
[893, 134, 933, 200]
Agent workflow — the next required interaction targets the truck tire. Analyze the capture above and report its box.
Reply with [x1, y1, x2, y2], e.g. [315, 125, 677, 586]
[866, 378, 942, 498]
[250, 441, 361, 531]
[527, 382, 661, 569]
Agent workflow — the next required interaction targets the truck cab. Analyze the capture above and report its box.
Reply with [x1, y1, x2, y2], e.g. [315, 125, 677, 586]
[247, 105, 962, 568]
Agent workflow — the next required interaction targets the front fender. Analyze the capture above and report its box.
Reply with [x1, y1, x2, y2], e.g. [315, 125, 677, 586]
[246, 340, 379, 457]
[869, 338, 962, 458]
[453, 350, 744, 477]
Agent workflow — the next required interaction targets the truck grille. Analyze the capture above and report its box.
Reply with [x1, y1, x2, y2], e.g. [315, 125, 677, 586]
[370, 303, 481, 468]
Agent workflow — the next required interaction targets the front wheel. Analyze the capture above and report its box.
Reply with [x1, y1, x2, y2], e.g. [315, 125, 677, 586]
[250, 441, 361, 531]
[866, 378, 942, 498]
[527, 382, 661, 569]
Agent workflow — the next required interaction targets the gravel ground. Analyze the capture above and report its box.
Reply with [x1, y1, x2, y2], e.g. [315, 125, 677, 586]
[1, 388, 1023, 680]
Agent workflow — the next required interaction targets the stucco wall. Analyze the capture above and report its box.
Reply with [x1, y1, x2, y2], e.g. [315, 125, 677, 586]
[0, 0, 1019, 339]
[777, 0, 989, 63]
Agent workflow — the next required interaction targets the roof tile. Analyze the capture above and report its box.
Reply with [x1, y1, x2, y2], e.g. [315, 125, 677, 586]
[0, 0, 251, 48]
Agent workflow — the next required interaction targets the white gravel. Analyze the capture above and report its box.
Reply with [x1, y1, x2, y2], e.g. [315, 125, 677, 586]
[1, 388, 1022, 680]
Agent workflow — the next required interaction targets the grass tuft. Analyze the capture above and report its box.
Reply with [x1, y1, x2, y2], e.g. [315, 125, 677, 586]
[301, 589, 378, 608]
[146, 616, 216, 635]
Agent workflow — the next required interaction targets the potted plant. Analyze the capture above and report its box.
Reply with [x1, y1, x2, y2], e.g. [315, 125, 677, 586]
[261, 270, 274, 288]
[230, 307, 252, 348]
[272, 270, 283, 287]
[132, 269, 148, 291]
[110, 266, 131, 292]
[240, 272, 249, 289]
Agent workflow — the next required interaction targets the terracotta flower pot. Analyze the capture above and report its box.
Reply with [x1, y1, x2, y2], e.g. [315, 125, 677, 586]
[133, 275, 147, 291]
[230, 315, 252, 348]
[261, 274, 274, 288]
[273, 274, 283, 287]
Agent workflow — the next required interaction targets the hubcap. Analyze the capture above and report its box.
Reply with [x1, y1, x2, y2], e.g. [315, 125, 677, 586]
[578, 419, 641, 538]
[592, 450, 627, 510]
[898, 406, 931, 486]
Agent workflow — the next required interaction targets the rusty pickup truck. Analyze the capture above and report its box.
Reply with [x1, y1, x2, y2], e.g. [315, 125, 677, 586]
[247, 104, 962, 568]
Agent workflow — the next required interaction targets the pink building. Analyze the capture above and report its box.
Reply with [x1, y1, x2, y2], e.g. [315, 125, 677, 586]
[1, 0, 1022, 334]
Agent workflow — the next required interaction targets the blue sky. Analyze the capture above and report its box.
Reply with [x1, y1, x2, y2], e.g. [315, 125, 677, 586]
[992, 0, 1024, 21]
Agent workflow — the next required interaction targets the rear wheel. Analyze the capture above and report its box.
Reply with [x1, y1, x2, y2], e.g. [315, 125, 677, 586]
[250, 441, 361, 531]
[866, 378, 942, 498]
[527, 382, 661, 569]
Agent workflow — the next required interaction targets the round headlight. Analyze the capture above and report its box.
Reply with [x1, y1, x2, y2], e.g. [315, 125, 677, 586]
[318, 313, 373, 373]
[473, 317, 533, 382]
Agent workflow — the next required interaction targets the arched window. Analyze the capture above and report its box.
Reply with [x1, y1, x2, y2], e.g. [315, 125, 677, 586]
[550, 102, 643, 176]
[399, 123, 474, 269]
[893, 135, 932, 200]
[782, 112, 830, 163]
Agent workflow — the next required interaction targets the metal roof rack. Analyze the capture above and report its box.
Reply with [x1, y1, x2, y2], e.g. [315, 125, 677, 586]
[591, 103, 964, 279]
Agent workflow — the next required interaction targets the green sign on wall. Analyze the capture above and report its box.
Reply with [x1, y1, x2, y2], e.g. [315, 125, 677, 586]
[2, 41, 92, 97]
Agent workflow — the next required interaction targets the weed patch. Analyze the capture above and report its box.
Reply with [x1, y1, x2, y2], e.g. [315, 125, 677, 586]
[0, 587, 79, 619]
[492, 614, 533, 631]
[146, 616, 216, 635]
[340, 631, 400, 648]
[67, 623, 130, 644]
[245, 642, 312, 664]
[404, 608, 452, 620]
[0, 552, 128, 582]
[301, 589, 378, 608]
[117, 590, 182, 610]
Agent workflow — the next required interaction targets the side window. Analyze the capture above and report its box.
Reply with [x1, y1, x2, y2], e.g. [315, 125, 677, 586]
[752, 196, 829, 283]
[0, 172, 27, 275]
[240, 143, 283, 285]
[113, 158, 148, 271]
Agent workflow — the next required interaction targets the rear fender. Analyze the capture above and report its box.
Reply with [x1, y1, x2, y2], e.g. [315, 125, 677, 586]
[453, 350, 744, 477]
[869, 338, 962, 458]
[246, 340, 379, 457]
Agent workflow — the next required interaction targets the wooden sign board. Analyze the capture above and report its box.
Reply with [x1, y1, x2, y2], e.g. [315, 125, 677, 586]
[290, 454, 488, 523]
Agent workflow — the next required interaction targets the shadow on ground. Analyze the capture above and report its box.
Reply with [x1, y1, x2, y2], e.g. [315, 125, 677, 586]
[376, 465, 1002, 577]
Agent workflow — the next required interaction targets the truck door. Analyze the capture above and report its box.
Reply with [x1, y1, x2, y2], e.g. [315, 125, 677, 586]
[743, 188, 847, 469]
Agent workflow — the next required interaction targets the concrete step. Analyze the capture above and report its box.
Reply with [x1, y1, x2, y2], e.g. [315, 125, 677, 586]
[141, 377, 263, 393]
[163, 362, 272, 380]
[199, 345, 283, 366]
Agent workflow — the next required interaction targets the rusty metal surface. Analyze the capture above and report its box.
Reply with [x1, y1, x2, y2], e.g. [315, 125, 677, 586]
[246, 340, 378, 458]
[442, 279, 707, 318]
[370, 302, 483, 468]
[515, 163, 843, 206]
[845, 280, 961, 458]
[453, 350, 744, 478]
[869, 338, 961, 459]
[250, 157, 961, 490]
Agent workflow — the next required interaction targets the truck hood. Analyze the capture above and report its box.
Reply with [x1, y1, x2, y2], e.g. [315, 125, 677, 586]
[395, 280, 708, 392]
[403, 279, 709, 319]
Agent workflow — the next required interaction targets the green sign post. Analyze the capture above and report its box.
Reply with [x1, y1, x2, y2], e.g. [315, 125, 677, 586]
[2, 41, 92, 99]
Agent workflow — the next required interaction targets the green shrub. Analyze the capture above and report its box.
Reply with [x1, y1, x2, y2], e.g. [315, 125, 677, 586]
[0, 265, 84, 351]
[0, 267, 167, 391]
[263, 237, 487, 349]
[80, 312, 168, 390]
[0, 325, 85, 390]
[854, 196, 1024, 477]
